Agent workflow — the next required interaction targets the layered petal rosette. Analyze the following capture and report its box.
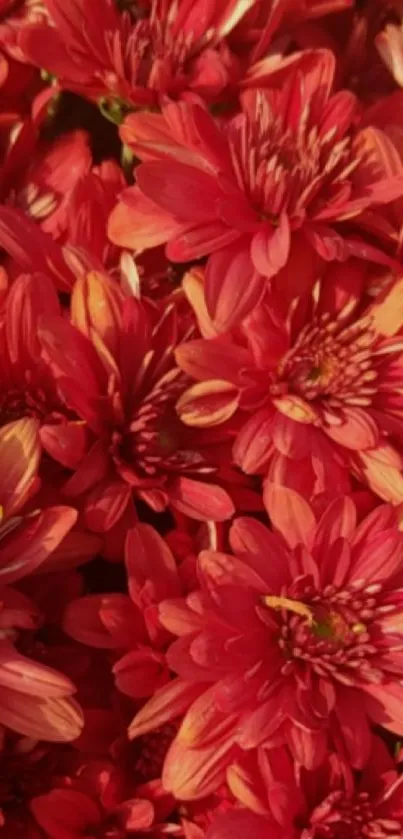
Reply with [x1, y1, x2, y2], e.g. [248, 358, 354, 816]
[177, 265, 403, 505]
[128, 493, 403, 797]
[110, 50, 403, 328]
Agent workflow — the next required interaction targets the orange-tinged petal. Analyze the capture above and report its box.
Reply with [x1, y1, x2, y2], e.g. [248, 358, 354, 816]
[357, 450, 403, 505]
[263, 482, 316, 549]
[108, 188, 186, 251]
[376, 24, 403, 88]
[233, 409, 274, 474]
[272, 395, 317, 424]
[325, 407, 379, 451]
[0, 643, 75, 697]
[176, 381, 239, 427]
[0, 689, 83, 742]
[182, 267, 218, 339]
[169, 478, 235, 522]
[369, 276, 403, 338]
[0, 418, 40, 517]
[128, 679, 205, 740]
[177, 686, 239, 746]
[72, 271, 124, 358]
[0, 506, 77, 584]
[162, 735, 234, 800]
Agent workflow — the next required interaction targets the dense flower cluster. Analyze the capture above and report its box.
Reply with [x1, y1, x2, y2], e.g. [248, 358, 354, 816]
[3, 1, 403, 837]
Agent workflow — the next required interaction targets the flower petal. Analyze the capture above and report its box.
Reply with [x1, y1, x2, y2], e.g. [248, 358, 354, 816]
[169, 478, 234, 522]
[263, 483, 316, 549]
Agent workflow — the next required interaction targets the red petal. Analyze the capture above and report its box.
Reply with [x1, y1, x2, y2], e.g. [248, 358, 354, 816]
[250, 213, 291, 278]
[31, 789, 100, 836]
[128, 679, 204, 740]
[177, 381, 239, 427]
[325, 408, 379, 450]
[233, 410, 274, 474]
[176, 338, 250, 384]
[0, 506, 77, 584]
[136, 161, 222, 222]
[108, 187, 186, 251]
[263, 483, 316, 549]
[169, 478, 234, 521]
[125, 523, 181, 606]
[0, 418, 40, 517]
[205, 246, 265, 331]
[162, 734, 233, 800]
[0, 689, 83, 742]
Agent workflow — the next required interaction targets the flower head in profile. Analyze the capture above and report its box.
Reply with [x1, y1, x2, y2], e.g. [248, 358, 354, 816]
[177, 264, 403, 506]
[109, 49, 403, 328]
[20, 0, 252, 111]
[127, 491, 403, 799]
[39, 271, 235, 531]
[0, 416, 82, 743]
[0, 271, 89, 471]
[207, 736, 403, 838]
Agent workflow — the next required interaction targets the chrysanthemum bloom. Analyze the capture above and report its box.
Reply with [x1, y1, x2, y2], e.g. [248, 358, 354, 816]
[128, 492, 403, 798]
[208, 736, 403, 838]
[109, 49, 403, 329]
[39, 271, 234, 530]
[176, 263, 403, 505]
[20, 0, 252, 111]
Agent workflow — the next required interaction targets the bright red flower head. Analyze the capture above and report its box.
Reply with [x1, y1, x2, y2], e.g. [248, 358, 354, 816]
[20, 0, 252, 110]
[109, 50, 403, 329]
[208, 736, 403, 838]
[176, 264, 403, 506]
[127, 492, 403, 799]
[39, 271, 235, 531]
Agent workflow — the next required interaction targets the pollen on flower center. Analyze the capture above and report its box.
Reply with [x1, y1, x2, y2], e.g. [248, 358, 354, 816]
[262, 580, 384, 685]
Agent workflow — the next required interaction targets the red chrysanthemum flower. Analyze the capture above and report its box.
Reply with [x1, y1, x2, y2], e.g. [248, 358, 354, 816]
[127, 491, 403, 799]
[39, 271, 235, 531]
[109, 49, 403, 328]
[208, 736, 403, 838]
[20, 0, 251, 110]
[176, 264, 403, 505]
